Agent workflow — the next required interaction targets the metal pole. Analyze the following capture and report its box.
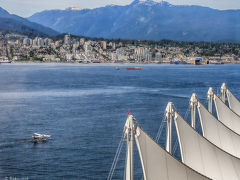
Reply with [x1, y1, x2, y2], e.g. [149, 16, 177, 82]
[191, 104, 196, 129]
[124, 115, 134, 180]
[165, 102, 174, 154]
[130, 117, 134, 180]
[207, 87, 214, 113]
[166, 113, 172, 154]
[221, 83, 227, 103]
[190, 93, 197, 129]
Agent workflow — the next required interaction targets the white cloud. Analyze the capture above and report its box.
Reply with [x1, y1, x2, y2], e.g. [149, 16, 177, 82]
[167, 0, 240, 10]
[0, 0, 132, 17]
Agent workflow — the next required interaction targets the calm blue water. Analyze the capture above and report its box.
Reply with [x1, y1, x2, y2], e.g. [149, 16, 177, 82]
[0, 63, 240, 180]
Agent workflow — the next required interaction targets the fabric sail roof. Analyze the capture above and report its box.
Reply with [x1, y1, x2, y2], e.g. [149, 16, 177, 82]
[227, 88, 240, 116]
[134, 126, 210, 180]
[174, 111, 240, 180]
[198, 100, 240, 159]
[214, 93, 240, 135]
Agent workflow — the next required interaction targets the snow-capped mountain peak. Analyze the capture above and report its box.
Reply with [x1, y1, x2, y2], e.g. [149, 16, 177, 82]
[131, 0, 172, 7]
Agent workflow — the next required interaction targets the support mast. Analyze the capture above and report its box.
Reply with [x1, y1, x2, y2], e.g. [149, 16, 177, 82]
[165, 102, 174, 154]
[221, 83, 227, 103]
[190, 93, 198, 129]
[124, 115, 135, 180]
[207, 87, 214, 113]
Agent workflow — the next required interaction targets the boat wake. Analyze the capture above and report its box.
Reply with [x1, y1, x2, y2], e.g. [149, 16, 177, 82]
[0, 139, 30, 149]
[0, 135, 51, 148]
[0, 86, 192, 99]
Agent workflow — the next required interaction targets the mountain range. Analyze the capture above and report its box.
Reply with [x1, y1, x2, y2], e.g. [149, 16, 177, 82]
[0, 7, 58, 37]
[27, 0, 240, 42]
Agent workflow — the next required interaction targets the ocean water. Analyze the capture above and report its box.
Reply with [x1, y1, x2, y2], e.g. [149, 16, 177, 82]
[0, 63, 240, 180]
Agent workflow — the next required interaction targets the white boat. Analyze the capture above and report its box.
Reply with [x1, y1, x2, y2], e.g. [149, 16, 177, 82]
[108, 83, 240, 180]
[32, 133, 51, 142]
[0, 60, 12, 63]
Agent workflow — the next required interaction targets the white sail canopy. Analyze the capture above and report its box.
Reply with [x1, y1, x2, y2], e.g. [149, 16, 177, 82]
[227, 89, 240, 116]
[198, 101, 240, 159]
[214, 94, 240, 135]
[174, 112, 240, 180]
[135, 126, 210, 180]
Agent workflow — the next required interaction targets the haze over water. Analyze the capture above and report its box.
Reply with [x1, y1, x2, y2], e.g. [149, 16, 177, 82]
[0, 64, 240, 179]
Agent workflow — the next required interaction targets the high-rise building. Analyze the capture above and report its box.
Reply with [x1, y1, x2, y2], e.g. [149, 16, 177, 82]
[44, 38, 53, 46]
[116, 48, 126, 61]
[64, 34, 71, 45]
[134, 47, 152, 62]
[80, 38, 85, 45]
[72, 42, 80, 54]
[112, 42, 116, 50]
[32, 37, 45, 47]
[23, 38, 32, 46]
[102, 41, 107, 50]
[84, 41, 92, 52]
[37, 38, 44, 47]
[32, 37, 38, 47]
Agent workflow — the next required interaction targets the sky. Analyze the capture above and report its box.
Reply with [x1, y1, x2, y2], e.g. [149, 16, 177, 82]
[0, 0, 240, 17]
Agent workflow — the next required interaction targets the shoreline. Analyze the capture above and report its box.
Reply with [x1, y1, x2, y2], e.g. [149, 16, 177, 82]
[1, 61, 240, 66]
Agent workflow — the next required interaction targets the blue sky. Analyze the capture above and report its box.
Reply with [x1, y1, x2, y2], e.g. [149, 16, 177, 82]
[0, 0, 239, 17]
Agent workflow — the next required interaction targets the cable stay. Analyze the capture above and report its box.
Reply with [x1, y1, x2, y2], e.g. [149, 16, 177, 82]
[108, 101, 196, 180]
[155, 115, 166, 143]
[107, 132, 125, 180]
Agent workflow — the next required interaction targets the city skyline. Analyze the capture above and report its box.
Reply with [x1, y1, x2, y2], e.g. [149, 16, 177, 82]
[1, 33, 239, 64]
[0, 0, 240, 17]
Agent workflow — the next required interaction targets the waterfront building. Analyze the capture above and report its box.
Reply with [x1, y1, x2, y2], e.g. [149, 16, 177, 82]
[66, 53, 74, 61]
[43, 55, 56, 61]
[155, 52, 162, 62]
[116, 48, 127, 61]
[134, 47, 152, 62]
[111, 53, 118, 61]
[12, 56, 19, 61]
